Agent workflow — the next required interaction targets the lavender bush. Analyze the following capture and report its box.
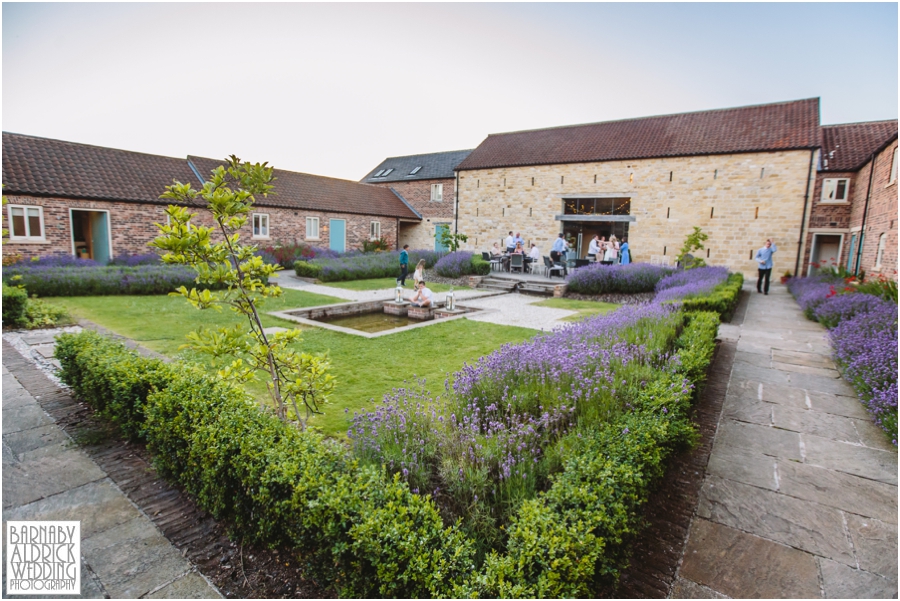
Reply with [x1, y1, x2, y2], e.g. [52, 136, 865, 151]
[349, 302, 686, 549]
[434, 251, 478, 278]
[789, 275, 898, 445]
[6, 255, 100, 268]
[108, 253, 162, 266]
[2, 265, 215, 297]
[654, 266, 729, 303]
[312, 249, 441, 282]
[566, 262, 672, 295]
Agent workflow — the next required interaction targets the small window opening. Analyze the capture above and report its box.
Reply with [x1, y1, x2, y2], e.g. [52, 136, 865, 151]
[373, 169, 385, 177]
[381, 168, 393, 177]
[669, 171, 673, 182]
[755, 207, 759, 219]
[707, 248, 710, 258]
[560, 176, 564, 184]
[531, 177, 535, 186]
[663, 246, 667, 255]
[714, 169, 718, 179]
[760, 168, 765, 179]
[667, 207, 671, 219]
[594, 174, 597, 184]
[710, 207, 715, 218]
[409, 166, 422, 175]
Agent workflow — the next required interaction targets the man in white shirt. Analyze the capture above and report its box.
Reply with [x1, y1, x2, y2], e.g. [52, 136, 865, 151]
[587, 235, 600, 261]
[504, 231, 515, 253]
[410, 281, 433, 307]
[528, 243, 541, 261]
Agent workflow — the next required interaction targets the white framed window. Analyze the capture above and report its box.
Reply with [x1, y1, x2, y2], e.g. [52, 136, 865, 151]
[252, 213, 269, 238]
[889, 147, 898, 185]
[821, 178, 850, 203]
[370, 221, 381, 240]
[306, 217, 319, 240]
[431, 183, 443, 202]
[876, 233, 887, 268]
[7, 204, 45, 241]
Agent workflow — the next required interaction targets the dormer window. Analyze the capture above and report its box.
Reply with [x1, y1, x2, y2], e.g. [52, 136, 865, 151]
[409, 166, 422, 175]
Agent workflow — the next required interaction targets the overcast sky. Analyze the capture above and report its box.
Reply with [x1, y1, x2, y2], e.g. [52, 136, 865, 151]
[3, 3, 898, 181]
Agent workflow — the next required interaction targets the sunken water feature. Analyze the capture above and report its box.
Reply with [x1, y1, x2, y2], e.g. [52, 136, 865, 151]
[268, 299, 485, 338]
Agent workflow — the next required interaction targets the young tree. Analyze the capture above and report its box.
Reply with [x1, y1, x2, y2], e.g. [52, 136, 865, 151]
[438, 229, 468, 252]
[676, 226, 709, 269]
[151, 156, 334, 427]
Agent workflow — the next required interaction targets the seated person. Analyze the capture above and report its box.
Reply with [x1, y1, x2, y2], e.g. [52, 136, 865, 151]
[528, 243, 541, 261]
[409, 281, 433, 307]
[512, 242, 525, 254]
[490, 242, 503, 258]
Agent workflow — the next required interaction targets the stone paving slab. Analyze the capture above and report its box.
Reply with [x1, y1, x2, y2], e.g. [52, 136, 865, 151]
[773, 348, 837, 369]
[806, 390, 872, 419]
[711, 419, 802, 460]
[679, 518, 820, 599]
[777, 460, 898, 524]
[3, 446, 106, 508]
[818, 558, 897, 599]
[803, 433, 898, 485]
[705, 442, 776, 490]
[773, 404, 864, 443]
[698, 475, 855, 565]
[845, 513, 898, 579]
[669, 576, 728, 599]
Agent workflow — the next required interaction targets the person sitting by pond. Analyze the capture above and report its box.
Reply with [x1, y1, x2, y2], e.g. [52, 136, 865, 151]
[409, 281, 433, 307]
[412, 259, 426, 286]
[490, 242, 503, 258]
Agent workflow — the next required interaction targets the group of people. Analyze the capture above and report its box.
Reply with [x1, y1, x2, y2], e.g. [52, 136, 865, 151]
[398, 244, 433, 307]
[489, 231, 542, 272]
[586, 234, 631, 265]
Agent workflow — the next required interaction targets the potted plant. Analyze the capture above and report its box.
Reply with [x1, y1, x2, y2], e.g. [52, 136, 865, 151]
[780, 270, 792, 284]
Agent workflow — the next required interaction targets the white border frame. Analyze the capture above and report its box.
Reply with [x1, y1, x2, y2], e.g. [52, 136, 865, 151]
[807, 232, 845, 276]
[251, 212, 270, 239]
[820, 178, 850, 203]
[306, 216, 320, 240]
[6, 204, 47, 241]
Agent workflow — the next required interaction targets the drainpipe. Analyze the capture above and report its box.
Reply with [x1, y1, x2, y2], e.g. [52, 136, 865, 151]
[795, 150, 816, 277]
[454, 171, 460, 237]
[854, 151, 877, 275]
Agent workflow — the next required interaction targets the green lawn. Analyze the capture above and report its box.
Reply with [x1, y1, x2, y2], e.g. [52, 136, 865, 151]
[533, 297, 620, 321]
[48, 290, 534, 436]
[320, 278, 459, 293]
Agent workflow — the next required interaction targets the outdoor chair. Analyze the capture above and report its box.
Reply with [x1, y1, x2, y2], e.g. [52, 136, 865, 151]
[544, 256, 565, 278]
[574, 259, 590, 268]
[509, 253, 525, 273]
[482, 251, 502, 272]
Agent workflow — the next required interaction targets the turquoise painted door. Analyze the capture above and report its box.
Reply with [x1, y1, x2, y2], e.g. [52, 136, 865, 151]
[847, 234, 857, 271]
[90, 212, 111, 265]
[435, 224, 450, 252]
[329, 219, 346, 253]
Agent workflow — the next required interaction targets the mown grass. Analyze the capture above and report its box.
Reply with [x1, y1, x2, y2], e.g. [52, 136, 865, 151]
[533, 297, 620, 321]
[48, 290, 533, 436]
[320, 277, 458, 293]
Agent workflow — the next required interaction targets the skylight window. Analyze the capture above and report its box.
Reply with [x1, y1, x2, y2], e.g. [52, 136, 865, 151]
[373, 169, 385, 177]
[382, 168, 393, 176]
[409, 166, 422, 175]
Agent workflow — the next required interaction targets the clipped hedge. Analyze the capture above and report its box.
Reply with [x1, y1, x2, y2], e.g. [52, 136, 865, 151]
[2, 265, 215, 297]
[309, 250, 441, 283]
[55, 332, 474, 598]
[679, 272, 744, 320]
[293, 260, 323, 278]
[2, 283, 28, 326]
[55, 310, 722, 597]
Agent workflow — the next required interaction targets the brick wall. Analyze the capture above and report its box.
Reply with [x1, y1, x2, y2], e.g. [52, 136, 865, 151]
[846, 141, 898, 279]
[456, 150, 816, 278]
[800, 171, 855, 273]
[2, 195, 400, 260]
[369, 177, 457, 250]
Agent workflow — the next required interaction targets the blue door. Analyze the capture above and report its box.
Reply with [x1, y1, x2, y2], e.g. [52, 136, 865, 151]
[329, 219, 346, 253]
[846, 234, 857, 272]
[435, 224, 450, 252]
[90, 212, 111, 264]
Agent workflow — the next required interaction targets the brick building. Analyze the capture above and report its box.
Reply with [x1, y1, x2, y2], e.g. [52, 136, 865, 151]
[360, 149, 472, 250]
[812, 124, 898, 278]
[2, 133, 420, 262]
[454, 99, 823, 277]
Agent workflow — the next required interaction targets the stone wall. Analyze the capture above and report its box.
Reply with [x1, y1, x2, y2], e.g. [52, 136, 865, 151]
[2, 195, 400, 260]
[369, 177, 457, 251]
[456, 150, 817, 278]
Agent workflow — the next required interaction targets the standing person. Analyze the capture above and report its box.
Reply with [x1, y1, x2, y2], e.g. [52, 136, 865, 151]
[514, 232, 525, 248]
[755, 238, 778, 295]
[398, 244, 410, 286]
[505, 231, 515, 253]
[412, 259, 426, 286]
[587, 235, 600, 261]
[603, 235, 619, 264]
[620, 237, 631, 265]
[409, 280, 433, 307]
[550, 233, 567, 263]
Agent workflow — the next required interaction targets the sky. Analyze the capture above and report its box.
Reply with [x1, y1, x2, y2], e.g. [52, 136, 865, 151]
[3, 3, 898, 181]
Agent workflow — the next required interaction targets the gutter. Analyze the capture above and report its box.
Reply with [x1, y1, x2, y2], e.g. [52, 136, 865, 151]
[795, 149, 816, 277]
[854, 151, 877, 275]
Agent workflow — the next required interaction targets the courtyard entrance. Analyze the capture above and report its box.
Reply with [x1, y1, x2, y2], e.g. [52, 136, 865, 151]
[70, 209, 111, 264]
[558, 195, 633, 259]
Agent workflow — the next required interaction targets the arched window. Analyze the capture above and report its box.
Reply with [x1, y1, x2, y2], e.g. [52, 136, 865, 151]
[876, 233, 887, 268]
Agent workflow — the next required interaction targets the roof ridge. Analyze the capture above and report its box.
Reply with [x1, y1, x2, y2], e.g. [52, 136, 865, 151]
[821, 119, 898, 129]
[2, 131, 186, 162]
[379, 149, 475, 161]
[188, 155, 364, 185]
[484, 98, 820, 138]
